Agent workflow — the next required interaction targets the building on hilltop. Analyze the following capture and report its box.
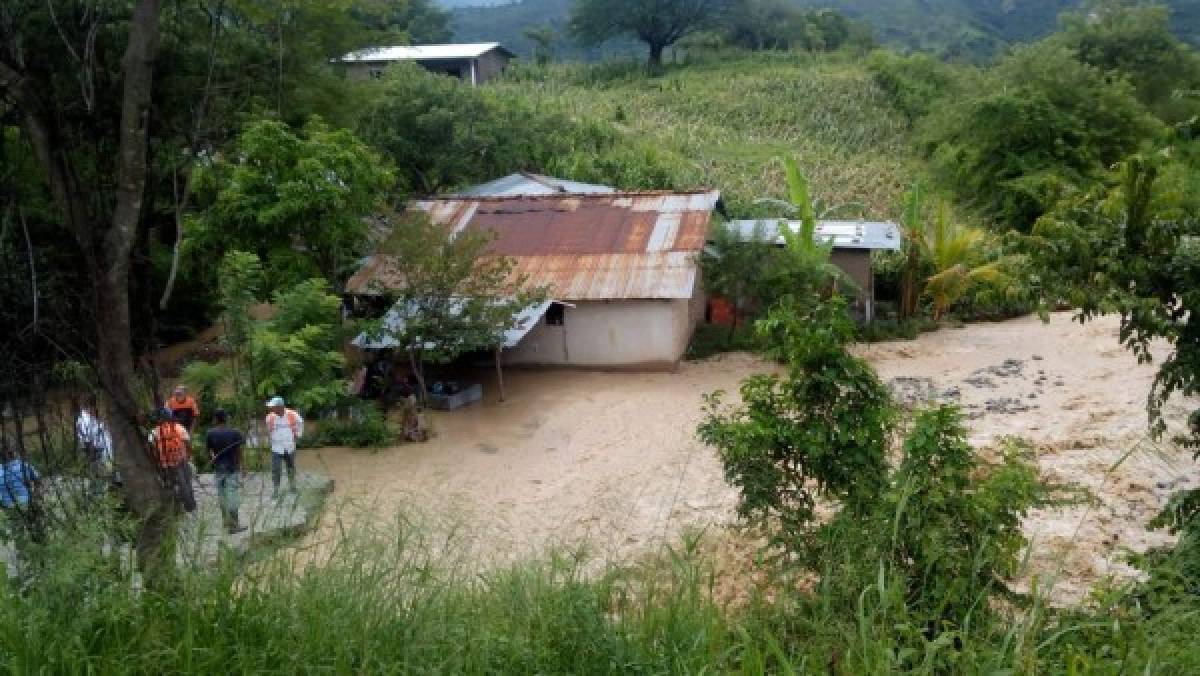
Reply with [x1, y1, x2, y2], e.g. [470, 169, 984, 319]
[348, 191, 721, 370]
[339, 43, 514, 85]
[724, 219, 902, 322]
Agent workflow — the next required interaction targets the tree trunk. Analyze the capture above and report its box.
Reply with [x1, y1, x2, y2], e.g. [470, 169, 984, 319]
[900, 248, 920, 320]
[102, 0, 173, 578]
[494, 347, 506, 403]
[648, 42, 666, 68]
[91, 255, 176, 579]
[5, 0, 170, 575]
[408, 347, 427, 407]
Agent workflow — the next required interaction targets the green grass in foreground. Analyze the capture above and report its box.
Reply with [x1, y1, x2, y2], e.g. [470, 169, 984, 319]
[3, 509, 1200, 674]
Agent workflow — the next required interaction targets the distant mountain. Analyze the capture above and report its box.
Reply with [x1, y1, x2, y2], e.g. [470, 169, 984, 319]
[436, 0, 505, 7]
[440, 0, 1200, 61]
[447, 0, 637, 61]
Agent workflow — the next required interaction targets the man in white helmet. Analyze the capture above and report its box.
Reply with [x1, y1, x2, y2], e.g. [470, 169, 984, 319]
[265, 396, 304, 498]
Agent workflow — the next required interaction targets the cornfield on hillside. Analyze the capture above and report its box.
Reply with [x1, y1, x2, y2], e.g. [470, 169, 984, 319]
[500, 54, 918, 218]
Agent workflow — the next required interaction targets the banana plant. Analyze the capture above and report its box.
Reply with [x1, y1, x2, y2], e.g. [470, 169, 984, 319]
[775, 158, 856, 297]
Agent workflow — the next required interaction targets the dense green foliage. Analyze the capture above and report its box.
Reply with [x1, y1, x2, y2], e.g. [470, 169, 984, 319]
[193, 251, 349, 420]
[357, 63, 678, 194]
[700, 297, 895, 536]
[190, 117, 393, 290]
[1033, 152, 1200, 438]
[447, 0, 1200, 63]
[724, 1, 874, 53]
[861, 3, 1200, 234]
[926, 42, 1159, 231]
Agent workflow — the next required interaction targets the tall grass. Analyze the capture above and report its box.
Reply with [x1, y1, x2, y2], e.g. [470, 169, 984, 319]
[3, 502, 1200, 673]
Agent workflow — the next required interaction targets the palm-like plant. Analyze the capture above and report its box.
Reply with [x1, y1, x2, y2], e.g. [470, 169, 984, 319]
[924, 207, 1010, 320]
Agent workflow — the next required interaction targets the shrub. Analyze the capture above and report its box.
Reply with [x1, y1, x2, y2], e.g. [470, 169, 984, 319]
[308, 406, 396, 449]
[180, 361, 226, 423]
[699, 295, 895, 541]
[685, 323, 760, 360]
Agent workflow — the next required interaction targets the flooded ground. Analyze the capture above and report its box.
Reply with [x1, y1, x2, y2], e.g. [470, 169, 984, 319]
[299, 312, 1196, 605]
[299, 354, 760, 565]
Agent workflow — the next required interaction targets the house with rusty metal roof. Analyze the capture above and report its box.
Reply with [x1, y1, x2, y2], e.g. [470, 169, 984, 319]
[347, 190, 721, 370]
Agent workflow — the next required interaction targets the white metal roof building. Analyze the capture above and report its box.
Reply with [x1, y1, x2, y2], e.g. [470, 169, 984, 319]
[340, 43, 515, 86]
[725, 219, 902, 251]
[341, 43, 512, 62]
[723, 219, 902, 322]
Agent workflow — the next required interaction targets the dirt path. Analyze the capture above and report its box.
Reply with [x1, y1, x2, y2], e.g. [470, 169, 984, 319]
[300, 313, 1196, 604]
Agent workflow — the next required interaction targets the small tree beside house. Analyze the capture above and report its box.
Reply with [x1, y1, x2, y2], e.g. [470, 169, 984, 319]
[360, 212, 548, 402]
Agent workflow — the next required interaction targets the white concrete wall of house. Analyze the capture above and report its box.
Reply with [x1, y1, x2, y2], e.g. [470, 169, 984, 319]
[504, 298, 694, 370]
[343, 56, 498, 84]
[830, 249, 874, 320]
[344, 62, 375, 81]
[474, 50, 511, 83]
[682, 273, 706, 354]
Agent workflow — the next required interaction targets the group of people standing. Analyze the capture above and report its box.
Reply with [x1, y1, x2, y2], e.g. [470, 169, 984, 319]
[147, 389, 305, 534]
[0, 386, 307, 539]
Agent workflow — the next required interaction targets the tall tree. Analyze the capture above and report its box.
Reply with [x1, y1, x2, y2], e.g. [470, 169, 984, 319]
[569, 0, 734, 66]
[523, 24, 558, 65]
[189, 116, 393, 292]
[0, 0, 175, 573]
[0, 0, 419, 572]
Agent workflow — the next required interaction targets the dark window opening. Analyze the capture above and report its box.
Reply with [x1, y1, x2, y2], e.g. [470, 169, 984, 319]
[545, 303, 565, 326]
[368, 68, 384, 79]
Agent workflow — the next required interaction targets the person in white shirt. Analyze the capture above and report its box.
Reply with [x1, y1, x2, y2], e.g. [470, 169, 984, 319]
[265, 396, 304, 498]
[75, 403, 116, 494]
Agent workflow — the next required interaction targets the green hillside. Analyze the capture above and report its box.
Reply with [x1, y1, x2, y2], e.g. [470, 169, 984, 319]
[496, 53, 918, 218]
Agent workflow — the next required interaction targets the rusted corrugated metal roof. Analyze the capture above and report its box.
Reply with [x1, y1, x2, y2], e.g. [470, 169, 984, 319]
[347, 191, 720, 300]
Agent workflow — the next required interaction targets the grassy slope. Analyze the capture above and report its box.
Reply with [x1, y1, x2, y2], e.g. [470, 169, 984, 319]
[499, 52, 920, 219]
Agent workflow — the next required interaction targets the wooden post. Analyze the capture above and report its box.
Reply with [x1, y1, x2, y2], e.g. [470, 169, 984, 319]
[495, 347, 506, 402]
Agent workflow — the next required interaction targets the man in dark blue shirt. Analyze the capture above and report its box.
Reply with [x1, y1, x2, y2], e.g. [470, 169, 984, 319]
[205, 409, 246, 534]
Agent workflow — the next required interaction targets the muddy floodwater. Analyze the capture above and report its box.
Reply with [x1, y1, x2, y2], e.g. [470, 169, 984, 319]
[299, 313, 1197, 605]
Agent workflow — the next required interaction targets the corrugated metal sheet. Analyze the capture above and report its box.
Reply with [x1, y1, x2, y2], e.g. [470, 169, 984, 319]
[458, 173, 615, 197]
[347, 191, 720, 300]
[354, 300, 554, 350]
[342, 43, 510, 62]
[726, 219, 902, 251]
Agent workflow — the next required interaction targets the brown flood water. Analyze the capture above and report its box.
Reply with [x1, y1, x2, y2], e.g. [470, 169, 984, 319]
[299, 313, 1197, 606]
